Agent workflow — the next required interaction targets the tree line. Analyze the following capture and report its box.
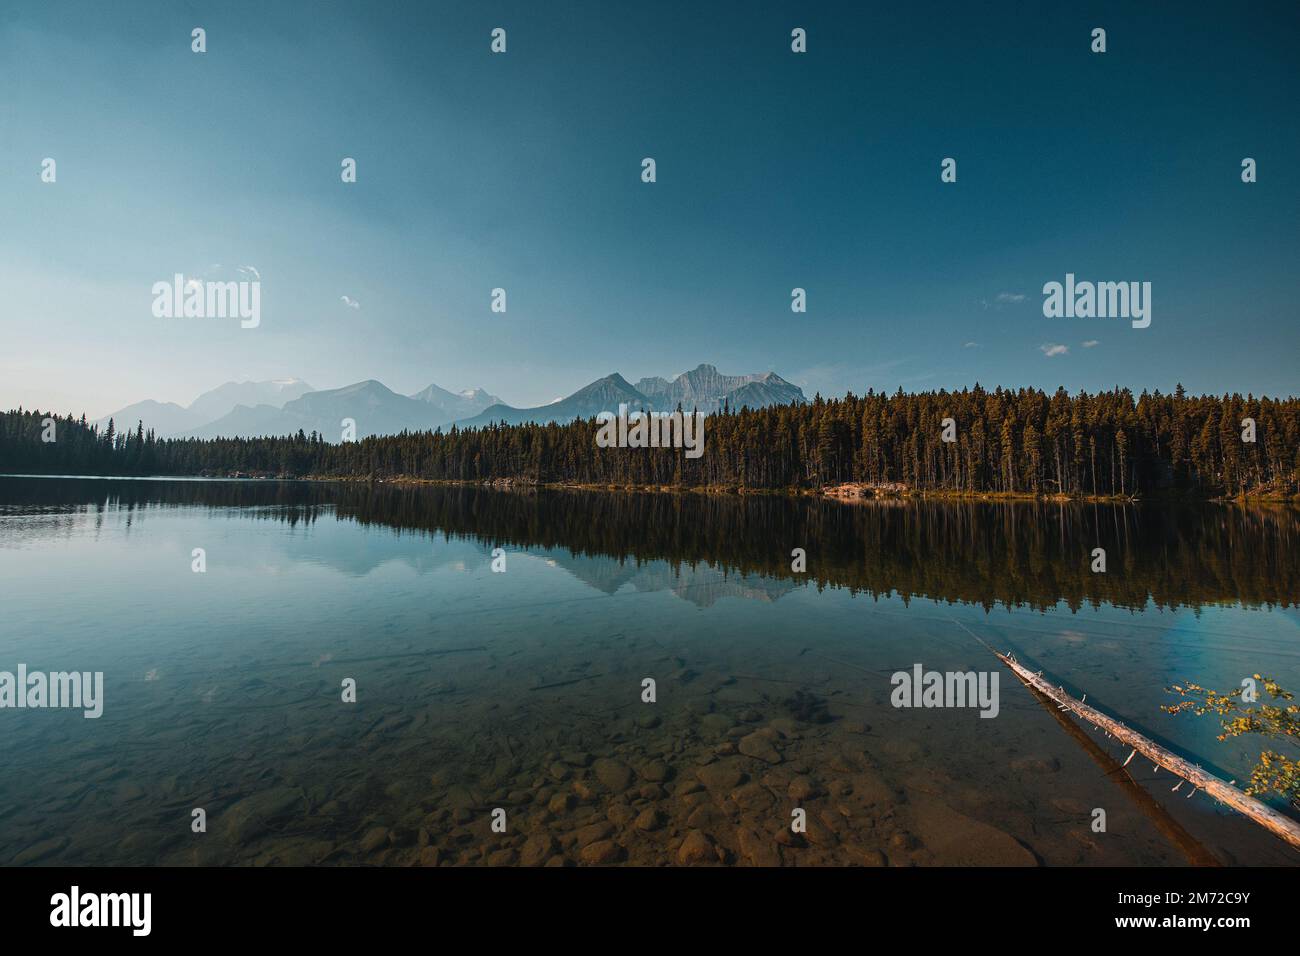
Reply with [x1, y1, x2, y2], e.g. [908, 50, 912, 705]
[2, 384, 1298, 497]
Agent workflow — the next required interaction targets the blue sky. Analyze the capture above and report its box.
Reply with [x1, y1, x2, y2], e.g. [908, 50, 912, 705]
[2, 1, 1297, 418]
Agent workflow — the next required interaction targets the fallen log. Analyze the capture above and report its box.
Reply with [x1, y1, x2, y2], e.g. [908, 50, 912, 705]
[1017, 678, 1221, 865]
[993, 646, 1300, 853]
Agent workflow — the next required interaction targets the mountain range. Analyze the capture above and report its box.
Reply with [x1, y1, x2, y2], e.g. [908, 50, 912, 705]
[456, 366, 804, 427]
[94, 379, 315, 438]
[96, 364, 805, 440]
[179, 380, 505, 440]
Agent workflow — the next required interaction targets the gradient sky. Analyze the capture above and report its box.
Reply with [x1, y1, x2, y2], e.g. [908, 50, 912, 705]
[2, 1, 1297, 419]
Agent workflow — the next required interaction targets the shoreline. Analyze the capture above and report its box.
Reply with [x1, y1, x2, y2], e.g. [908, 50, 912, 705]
[5, 471, 1296, 504]
[298, 475, 1299, 505]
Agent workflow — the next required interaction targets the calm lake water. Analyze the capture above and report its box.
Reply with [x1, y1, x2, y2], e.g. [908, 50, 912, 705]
[0, 475, 1297, 866]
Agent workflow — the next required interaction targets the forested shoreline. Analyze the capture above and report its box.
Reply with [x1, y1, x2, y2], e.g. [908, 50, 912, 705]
[3, 385, 1298, 499]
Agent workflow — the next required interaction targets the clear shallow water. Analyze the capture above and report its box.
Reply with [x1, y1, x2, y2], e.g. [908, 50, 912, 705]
[0, 476, 1297, 866]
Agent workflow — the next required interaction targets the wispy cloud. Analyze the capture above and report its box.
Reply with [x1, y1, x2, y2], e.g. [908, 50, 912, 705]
[1081, 339, 1099, 348]
[340, 295, 361, 310]
[979, 291, 1027, 311]
[963, 341, 981, 349]
[1040, 343, 1069, 358]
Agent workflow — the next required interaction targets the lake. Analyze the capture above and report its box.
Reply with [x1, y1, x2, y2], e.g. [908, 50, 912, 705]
[0, 475, 1296, 866]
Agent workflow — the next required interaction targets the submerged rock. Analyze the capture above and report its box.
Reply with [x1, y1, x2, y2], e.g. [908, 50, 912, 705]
[575, 821, 615, 848]
[579, 839, 624, 864]
[359, 827, 390, 854]
[634, 807, 666, 832]
[787, 776, 821, 801]
[737, 828, 782, 867]
[738, 731, 782, 764]
[222, 788, 304, 843]
[12, 836, 67, 865]
[593, 758, 634, 792]
[676, 830, 716, 864]
[686, 803, 728, 830]
[697, 761, 747, 791]
[907, 795, 1039, 866]
[640, 760, 671, 783]
[520, 837, 556, 868]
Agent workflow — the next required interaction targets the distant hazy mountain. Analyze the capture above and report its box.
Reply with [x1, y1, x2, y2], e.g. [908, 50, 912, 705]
[721, 377, 805, 411]
[96, 379, 313, 437]
[93, 399, 196, 437]
[460, 373, 651, 428]
[182, 380, 437, 440]
[180, 379, 505, 439]
[635, 365, 803, 415]
[408, 383, 502, 424]
[185, 379, 314, 423]
[457, 364, 805, 428]
[175, 402, 306, 439]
